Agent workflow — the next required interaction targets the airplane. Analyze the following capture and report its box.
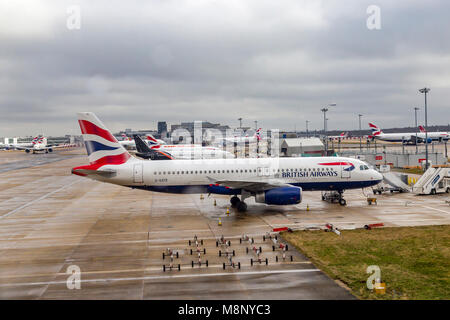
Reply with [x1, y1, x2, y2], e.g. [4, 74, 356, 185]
[217, 128, 262, 146]
[418, 126, 449, 142]
[146, 134, 166, 145]
[328, 132, 348, 140]
[148, 139, 235, 160]
[11, 136, 72, 153]
[119, 134, 165, 150]
[133, 134, 174, 160]
[72, 112, 383, 211]
[368, 123, 422, 144]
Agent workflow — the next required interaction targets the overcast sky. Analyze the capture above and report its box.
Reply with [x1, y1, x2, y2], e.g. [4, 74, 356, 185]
[0, 0, 449, 136]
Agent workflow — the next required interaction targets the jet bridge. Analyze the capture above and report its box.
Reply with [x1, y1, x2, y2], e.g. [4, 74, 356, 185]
[412, 167, 450, 195]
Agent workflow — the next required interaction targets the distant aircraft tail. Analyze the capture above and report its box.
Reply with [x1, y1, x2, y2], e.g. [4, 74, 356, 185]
[73, 112, 132, 175]
[255, 128, 262, 141]
[134, 134, 152, 153]
[146, 134, 160, 146]
[133, 134, 173, 160]
[419, 125, 426, 133]
[368, 123, 382, 137]
[121, 133, 132, 141]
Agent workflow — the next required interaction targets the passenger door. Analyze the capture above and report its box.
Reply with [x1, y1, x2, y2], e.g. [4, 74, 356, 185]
[341, 164, 351, 178]
[133, 163, 143, 183]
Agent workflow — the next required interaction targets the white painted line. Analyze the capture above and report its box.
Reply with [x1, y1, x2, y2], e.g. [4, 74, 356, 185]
[0, 178, 82, 219]
[419, 205, 450, 215]
[0, 268, 320, 287]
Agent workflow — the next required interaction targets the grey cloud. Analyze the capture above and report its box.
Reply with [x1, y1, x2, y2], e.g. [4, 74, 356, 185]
[0, 0, 449, 136]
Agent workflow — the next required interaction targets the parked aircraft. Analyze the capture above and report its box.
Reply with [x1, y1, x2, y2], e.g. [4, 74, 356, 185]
[119, 134, 165, 149]
[12, 136, 72, 153]
[328, 132, 348, 140]
[368, 123, 421, 144]
[418, 126, 449, 142]
[72, 113, 382, 211]
[133, 135, 173, 160]
[216, 128, 262, 146]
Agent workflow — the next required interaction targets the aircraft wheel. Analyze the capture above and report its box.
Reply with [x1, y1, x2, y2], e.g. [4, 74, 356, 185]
[446, 187, 449, 193]
[431, 189, 436, 195]
[230, 196, 240, 207]
[339, 199, 347, 206]
[236, 201, 247, 212]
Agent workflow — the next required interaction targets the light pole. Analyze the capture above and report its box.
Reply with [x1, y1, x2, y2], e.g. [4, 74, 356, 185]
[358, 114, 363, 152]
[414, 107, 420, 154]
[419, 88, 430, 170]
[238, 118, 243, 129]
[320, 103, 336, 155]
[306, 120, 310, 138]
[254, 120, 258, 131]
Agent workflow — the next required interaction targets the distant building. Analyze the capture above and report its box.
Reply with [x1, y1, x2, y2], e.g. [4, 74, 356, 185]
[280, 137, 324, 157]
[158, 121, 167, 135]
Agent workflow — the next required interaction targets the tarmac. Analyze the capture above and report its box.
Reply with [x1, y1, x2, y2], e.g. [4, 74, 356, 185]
[0, 149, 449, 299]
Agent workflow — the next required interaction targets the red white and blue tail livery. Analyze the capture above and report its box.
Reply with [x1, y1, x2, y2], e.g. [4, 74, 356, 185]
[72, 112, 133, 176]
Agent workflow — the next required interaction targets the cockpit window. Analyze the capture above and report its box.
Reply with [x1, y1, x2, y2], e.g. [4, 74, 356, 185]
[360, 165, 370, 170]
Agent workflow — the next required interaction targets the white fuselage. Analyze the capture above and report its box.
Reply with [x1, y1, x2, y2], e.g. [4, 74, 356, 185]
[88, 156, 382, 193]
[152, 146, 234, 159]
[374, 132, 449, 143]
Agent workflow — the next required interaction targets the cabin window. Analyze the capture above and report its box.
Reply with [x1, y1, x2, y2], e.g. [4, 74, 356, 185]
[195, 171, 198, 174]
[213, 170, 216, 173]
[227, 170, 229, 173]
[177, 171, 179, 175]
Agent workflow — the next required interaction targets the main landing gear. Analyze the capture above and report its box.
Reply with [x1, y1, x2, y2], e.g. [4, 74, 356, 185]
[230, 196, 247, 212]
[321, 190, 347, 206]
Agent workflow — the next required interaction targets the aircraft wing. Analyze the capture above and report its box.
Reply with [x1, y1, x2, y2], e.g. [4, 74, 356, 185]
[11, 145, 32, 150]
[208, 177, 293, 192]
[47, 143, 75, 149]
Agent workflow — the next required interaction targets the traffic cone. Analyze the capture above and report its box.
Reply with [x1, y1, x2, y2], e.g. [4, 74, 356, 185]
[200, 194, 204, 200]
[306, 204, 309, 211]
[214, 199, 217, 206]
[218, 218, 222, 226]
[226, 207, 230, 216]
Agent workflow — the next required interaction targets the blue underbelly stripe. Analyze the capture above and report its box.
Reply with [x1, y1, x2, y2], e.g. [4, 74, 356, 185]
[128, 180, 382, 194]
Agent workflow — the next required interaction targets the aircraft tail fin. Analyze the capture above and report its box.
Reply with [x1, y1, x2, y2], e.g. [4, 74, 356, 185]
[75, 112, 132, 168]
[369, 122, 382, 135]
[146, 134, 160, 146]
[419, 125, 426, 133]
[134, 134, 152, 153]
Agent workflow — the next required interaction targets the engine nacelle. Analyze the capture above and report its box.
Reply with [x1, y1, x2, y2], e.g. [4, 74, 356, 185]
[25, 149, 30, 153]
[48, 148, 53, 152]
[255, 186, 302, 205]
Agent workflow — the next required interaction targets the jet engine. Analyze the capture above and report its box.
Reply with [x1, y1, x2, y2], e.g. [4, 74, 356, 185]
[255, 186, 302, 205]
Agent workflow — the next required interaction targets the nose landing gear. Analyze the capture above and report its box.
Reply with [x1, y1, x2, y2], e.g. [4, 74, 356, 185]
[321, 190, 347, 206]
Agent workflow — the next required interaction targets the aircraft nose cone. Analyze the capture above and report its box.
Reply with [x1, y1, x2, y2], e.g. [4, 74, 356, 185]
[373, 170, 383, 181]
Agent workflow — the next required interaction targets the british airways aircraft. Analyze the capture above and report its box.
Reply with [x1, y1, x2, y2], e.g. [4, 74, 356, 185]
[72, 113, 382, 211]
